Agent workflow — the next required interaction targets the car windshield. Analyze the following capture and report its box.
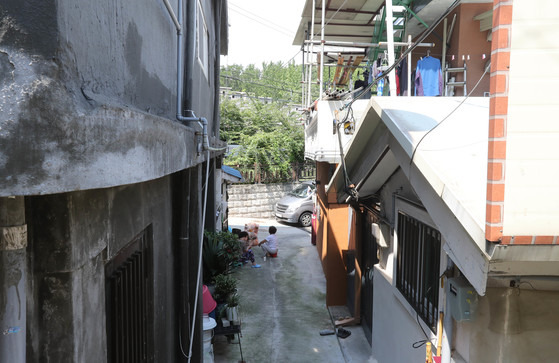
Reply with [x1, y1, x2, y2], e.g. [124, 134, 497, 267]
[289, 184, 315, 198]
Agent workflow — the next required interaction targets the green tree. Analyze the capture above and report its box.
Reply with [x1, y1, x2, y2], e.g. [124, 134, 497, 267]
[220, 62, 312, 182]
[221, 61, 318, 103]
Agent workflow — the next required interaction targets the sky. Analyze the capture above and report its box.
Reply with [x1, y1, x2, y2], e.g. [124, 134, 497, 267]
[221, 0, 306, 67]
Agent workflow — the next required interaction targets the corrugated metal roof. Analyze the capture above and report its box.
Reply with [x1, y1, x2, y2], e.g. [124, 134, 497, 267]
[221, 165, 244, 182]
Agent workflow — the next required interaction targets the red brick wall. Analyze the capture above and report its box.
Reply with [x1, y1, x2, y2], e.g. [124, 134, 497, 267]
[485, 0, 512, 243]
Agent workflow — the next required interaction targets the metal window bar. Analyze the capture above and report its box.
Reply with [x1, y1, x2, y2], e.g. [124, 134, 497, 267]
[396, 212, 441, 331]
[107, 233, 150, 362]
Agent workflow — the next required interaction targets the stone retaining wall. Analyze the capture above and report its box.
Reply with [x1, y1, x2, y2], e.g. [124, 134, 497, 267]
[227, 183, 298, 219]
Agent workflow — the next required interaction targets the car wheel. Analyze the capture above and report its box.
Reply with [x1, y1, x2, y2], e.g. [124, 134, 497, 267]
[299, 212, 312, 227]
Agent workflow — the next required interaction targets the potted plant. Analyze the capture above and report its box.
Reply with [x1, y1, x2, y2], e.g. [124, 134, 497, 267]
[226, 293, 240, 325]
[203, 230, 243, 284]
[212, 273, 237, 304]
[218, 231, 243, 271]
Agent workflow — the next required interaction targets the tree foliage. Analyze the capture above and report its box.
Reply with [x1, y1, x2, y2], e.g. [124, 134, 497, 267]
[221, 61, 311, 103]
[220, 62, 309, 179]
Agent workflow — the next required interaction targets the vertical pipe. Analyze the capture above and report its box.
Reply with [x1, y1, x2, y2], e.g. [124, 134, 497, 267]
[0, 196, 27, 363]
[303, 27, 309, 107]
[319, 0, 325, 99]
[407, 35, 412, 97]
[212, 0, 222, 138]
[307, 0, 316, 107]
[385, 0, 397, 96]
[442, 18, 447, 96]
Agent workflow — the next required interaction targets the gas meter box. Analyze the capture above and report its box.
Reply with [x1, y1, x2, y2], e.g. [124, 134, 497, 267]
[447, 275, 477, 321]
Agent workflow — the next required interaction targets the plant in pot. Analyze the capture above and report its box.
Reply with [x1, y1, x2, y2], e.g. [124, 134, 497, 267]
[218, 231, 243, 271]
[203, 230, 226, 284]
[226, 293, 240, 325]
[212, 273, 238, 304]
[203, 230, 243, 284]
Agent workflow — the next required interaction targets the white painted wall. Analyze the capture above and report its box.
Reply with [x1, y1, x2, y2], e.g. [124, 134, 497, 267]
[503, 0, 559, 236]
[304, 100, 369, 162]
[371, 266, 435, 363]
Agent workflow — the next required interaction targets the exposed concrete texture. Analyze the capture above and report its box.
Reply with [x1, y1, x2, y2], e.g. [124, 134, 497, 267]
[24, 176, 184, 362]
[0, 0, 221, 197]
[0, 196, 26, 362]
[0, 68, 202, 195]
[1, 1, 223, 361]
[228, 183, 297, 219]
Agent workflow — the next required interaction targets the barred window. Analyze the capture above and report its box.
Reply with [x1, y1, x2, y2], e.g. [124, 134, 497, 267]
[396, 211, 441, 331]
[106, 226, 153, 362]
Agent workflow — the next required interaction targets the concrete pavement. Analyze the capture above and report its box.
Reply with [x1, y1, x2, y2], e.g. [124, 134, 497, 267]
[211, 218, 375, 363]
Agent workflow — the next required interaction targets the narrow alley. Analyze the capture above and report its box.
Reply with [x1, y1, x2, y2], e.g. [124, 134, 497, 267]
[212, 218, 374, 363]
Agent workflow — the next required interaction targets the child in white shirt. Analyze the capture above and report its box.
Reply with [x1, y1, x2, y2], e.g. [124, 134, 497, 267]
[258, 226, 278, 256]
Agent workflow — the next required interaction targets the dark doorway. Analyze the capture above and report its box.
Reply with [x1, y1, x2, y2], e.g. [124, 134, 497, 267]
[360, 210, 378, 345]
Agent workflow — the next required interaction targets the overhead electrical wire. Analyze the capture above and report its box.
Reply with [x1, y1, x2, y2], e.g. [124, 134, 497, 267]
[280, 49, 303, 67]
[220, 74, 303, 96]
[228, 2, 294, 38]
[311, 0, 349, 38]
[409, 60, 491, 168]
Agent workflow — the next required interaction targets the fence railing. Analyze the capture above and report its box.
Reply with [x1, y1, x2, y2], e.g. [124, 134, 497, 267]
[231, 162, 316, 184]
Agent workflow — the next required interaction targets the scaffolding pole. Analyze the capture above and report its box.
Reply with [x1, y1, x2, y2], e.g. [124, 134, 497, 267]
[385, 0, 397, 97]
[307, 0, 316, 108]
[319, 0, 325, 100]
[305, 40, 380, 49]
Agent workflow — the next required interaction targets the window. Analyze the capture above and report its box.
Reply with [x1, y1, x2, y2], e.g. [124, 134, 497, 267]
[105, 226, 153, 362]
[196, 0, 209, 77]
[396, 211, 441, 331]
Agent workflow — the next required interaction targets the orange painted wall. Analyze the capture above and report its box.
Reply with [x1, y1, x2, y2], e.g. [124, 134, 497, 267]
[315, 161, 352, 306]
[325, 203, 349, 306]
[315, 162, 330, 270]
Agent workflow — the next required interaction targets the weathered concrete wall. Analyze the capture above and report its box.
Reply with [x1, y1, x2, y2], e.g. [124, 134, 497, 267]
[227, 183, 296, 219]
[0, 0, 222, 196]
[1, 0, 222, 361]
[25, 176, 185, 362]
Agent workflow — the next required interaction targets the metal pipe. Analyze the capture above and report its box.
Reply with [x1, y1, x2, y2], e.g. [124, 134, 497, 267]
[305, 62, 368, 69]
[442, 18, 447, 95]
[211, 0, 222, 144]
[307, 0, 316, 107]
[302, 29, 307, 107]
[187, 150, 211, 363]
[407, 35, 412, 96]
[319, 0, 325, 99]
[305, 39, 380, 48]
[379, 41, 435, 48]
[174, 0, 224, 154]
[385, 0, 397, 96]
[172, 1, 223, 361]
[162, 0, 181, 32]
[175, 0, 203, 151]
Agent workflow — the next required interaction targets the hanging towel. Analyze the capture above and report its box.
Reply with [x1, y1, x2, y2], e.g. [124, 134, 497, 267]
[415, 56, 443, 96]
[398, 58, 408, 96]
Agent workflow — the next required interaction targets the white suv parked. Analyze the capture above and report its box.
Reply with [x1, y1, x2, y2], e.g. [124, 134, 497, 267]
[274, 181, 315, 227]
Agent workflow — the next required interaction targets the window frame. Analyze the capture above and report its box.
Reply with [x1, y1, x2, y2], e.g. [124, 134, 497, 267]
[196, 0, 209, 79]
[105, 226, 154, 362]
[393, 199, 443, 333]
